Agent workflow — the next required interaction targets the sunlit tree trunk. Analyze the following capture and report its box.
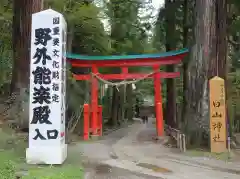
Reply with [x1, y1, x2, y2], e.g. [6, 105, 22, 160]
[11, 0, 43, 92]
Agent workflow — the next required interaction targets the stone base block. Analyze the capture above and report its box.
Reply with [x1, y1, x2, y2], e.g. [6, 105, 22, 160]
[26, 144, 67, 164]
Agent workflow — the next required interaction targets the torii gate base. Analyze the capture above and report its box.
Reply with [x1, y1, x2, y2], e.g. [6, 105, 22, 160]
[67, 49, 188, 140]
[83, 104, 102, 140]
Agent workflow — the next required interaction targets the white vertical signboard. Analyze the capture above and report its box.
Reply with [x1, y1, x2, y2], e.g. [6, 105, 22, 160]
[26, 9, 67, 164]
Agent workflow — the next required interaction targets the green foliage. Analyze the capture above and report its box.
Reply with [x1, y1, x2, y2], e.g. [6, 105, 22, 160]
[0, 133, 20, 179]
[153, 1, 192, 51]
[45, 0, 110, 54]
[66, 66, 87, 110]
[0, 161, 15, 179]
[227, 71, 240, 133]
[226, 0, 240, 134]
[71, 5, 110, 54]
[0, 0, 12, 46]
[106, 0, 153, 54]
[0, 48, 12, 92]
[0, 151, 84, 179]
[0, 0, 12, 93]
[0, 129, 83, 179]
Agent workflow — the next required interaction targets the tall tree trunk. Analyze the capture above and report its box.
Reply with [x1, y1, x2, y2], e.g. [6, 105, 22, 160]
[181, 0, 190, 129]
[165, 0, 177, 128]
[185, 0, 227, 146]
[215, 0, 227, 79]
[186, 0, 215, 146]
[110, 87, 119, 126]
[215, 0, 228, 137]
[126, 84, 133, 121]
[11, 0, 43, 92]
[67, 28, 74, 53]
[108, 1, 125, 127]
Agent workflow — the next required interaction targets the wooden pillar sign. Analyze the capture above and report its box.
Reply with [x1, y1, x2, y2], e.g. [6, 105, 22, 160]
[209, 76, 227, 153]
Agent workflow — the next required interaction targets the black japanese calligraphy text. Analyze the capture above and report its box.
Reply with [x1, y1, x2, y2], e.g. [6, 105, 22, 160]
[32, 67, 51, 85]
[35, 28, 52, 46]
[33, 129, 59, 140]
[32, 86, 51, 104]
[53, 17, 60, 24]
[33, 47, 52, 65]
[31, 106, 52, 124]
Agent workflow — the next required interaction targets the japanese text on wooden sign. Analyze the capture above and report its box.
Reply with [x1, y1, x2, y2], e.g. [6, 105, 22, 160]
[209, 76, 227, 153]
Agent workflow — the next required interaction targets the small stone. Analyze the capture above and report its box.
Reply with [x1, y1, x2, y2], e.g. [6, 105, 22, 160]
[15, 170, 29, 177]
[7, 139, 14, 144]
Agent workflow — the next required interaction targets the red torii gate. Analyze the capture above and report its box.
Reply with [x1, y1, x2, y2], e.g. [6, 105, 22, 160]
[67, 48, 188, 139]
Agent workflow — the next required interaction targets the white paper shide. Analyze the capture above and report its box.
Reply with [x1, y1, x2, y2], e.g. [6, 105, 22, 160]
[26, 9, 67, 164]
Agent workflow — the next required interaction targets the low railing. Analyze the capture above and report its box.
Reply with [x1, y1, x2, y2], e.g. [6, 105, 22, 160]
[165, 124, 186, 152]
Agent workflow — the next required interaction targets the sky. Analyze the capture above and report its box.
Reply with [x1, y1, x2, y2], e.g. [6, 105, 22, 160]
[152, 0, 164, 10]
[151, 0, 165, 21]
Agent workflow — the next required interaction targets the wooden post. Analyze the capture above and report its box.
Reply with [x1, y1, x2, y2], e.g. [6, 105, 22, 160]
[83, 104, 89, 140]
[91, 65, 99, 136]
[98, 105, 103, 136]
[153, 65, 164, 136]
[122, 67, 128, 74]
[156, 102, 164, 136]
[121, 67, 128, 121]
[209, 76, 227, 153]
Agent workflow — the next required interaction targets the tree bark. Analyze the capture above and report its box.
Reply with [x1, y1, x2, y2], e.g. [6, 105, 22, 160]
[215, 0, 227, 79]
[109, 87, 119, 126]
[181, 0, 190, 129]
[165, 0, 177, 128]
[11, 0, 43, 92]
[186, 0, 215, 146]
[108, 1, 125, 127]
[126, 84, 133, 121]
[185, 0, 227, 146]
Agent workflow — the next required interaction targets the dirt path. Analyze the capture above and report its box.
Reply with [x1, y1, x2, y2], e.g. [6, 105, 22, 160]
[84, 163, 160, 179]
[68, 119, 240, 179]
[67, 124, 159, 179]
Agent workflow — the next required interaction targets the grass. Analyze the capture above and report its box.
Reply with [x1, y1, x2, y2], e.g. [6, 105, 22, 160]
[22, 165, 84, 179]
[0, 127, 84, 179]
